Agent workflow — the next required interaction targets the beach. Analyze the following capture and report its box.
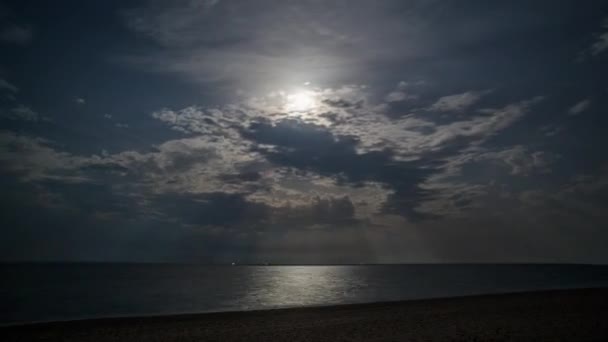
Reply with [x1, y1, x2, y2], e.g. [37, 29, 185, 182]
[3, 288, 608, 341]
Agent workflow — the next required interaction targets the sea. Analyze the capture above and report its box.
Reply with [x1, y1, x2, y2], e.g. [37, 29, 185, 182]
[2, 263, 608, 326]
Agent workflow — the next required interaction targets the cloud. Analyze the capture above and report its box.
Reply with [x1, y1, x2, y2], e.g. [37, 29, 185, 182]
[577, 17, 608, 60]
[3, 0, 608, 263]
[589, 17, 608, 56]
[429, 90, 489, 112]
[95, 137, 220, 175]
[2, 105, 40, 122]
[0, 25, 32, 45]
[0, 129, 261, 225]
[385, 81, 419, 103]
[412, 143, 558, 218]
[244, 119, 409, 184]
[568, 98, 591, 115]
[0, 94, 397, 224]
[123, 0, 224, 47]
[151, 106, 243, 135]
[410, 97, 543, 153]
[414, 182, 488, 218]
[273, 196, 359, 227]
[121, 1, 533, 89]
[145, 86, 543, 221]
[0, 78, 547, 230]
[477, 146, 558, 176]
[0, 78, 18, 93]
[241, 118, 436, 219]
[519, 166, 608, 222]
[86, 133, 261, 201]
[0, 131, 88, 182]
[0, 132, 370, 233]
[2, 94, 606, 264]
[247, 85, 541, 159]
[150, 192, 269, 228]
[540, 124, 563, 137]
[151, 191, 360, 231]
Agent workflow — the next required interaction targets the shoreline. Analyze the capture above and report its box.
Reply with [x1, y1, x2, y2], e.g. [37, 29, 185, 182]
[1, 287, 606, 328]
[3, 288, 608, 341]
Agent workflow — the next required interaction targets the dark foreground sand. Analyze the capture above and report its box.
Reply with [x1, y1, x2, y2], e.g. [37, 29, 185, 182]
[3, 288, 608, 342]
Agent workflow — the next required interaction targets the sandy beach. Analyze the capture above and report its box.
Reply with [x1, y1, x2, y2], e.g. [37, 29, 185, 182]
[3, 288, 608, 341]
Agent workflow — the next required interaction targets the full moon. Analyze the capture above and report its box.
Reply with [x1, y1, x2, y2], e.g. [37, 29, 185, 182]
[286, 91, 316, 112]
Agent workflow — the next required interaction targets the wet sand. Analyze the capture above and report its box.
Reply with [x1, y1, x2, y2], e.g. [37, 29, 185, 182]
[3, 288, 608, 341]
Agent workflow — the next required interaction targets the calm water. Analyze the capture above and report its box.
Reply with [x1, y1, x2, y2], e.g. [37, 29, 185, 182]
[2, 264, 608, 325]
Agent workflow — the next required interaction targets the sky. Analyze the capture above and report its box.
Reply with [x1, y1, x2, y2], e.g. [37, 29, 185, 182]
[1, 0, 608, 264]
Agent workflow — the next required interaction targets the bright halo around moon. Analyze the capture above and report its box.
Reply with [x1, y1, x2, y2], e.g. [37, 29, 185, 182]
[286, 91, 317, 112]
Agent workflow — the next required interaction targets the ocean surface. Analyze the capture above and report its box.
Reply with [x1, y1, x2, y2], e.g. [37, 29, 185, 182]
[2, 263, 608, 325]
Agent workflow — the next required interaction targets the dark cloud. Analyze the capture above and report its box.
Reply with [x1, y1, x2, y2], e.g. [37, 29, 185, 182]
[243, 119, 437, 219]
[150, 191, 362, 231]
[322, 98, 363, 109]
[151, 192, 269, 228]
[219, 171, 262, 183]
[0, 78, 18, 93]
[275, 196, 358, 227]
[40, 180, 140, 218]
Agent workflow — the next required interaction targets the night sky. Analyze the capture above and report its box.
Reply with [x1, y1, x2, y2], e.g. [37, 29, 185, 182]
[1, 0, 608, 263]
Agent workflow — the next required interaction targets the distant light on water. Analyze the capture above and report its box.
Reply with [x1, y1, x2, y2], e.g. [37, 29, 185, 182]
[2, 264, 608, 325]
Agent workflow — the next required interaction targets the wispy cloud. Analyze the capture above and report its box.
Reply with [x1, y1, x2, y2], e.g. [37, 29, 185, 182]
[0, 78, 18, 93]
[1, 105, 50, 122]
[577, 17, 608, 60]
[520, 166, 608, 221]
[413, 142, 558, 218]
[385, 81, 419, 103]
[0, 131, 87, 182]
[589, 17, 608, 56]
[478, 146, 558, 176]
[0, 25, 32, 45]
[568, 98, 591, 115]
[429, 90, 490, 112]
[120, 1, 539, 90]
[5, 105, 39, 122]
[540, 124, 563, 137]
